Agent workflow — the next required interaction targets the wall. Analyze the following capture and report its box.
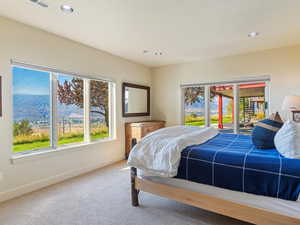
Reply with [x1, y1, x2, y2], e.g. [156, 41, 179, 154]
[0, 17, 151, 202]
[151, 45, 300, 126]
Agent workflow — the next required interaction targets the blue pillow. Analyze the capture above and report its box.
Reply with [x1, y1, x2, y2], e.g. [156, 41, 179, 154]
[252, 116, 283, 149]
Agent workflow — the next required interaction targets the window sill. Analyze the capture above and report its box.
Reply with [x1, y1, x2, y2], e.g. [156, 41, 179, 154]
[11, 137, 117, 164]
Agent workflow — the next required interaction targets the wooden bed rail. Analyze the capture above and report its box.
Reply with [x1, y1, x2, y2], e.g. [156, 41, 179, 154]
[135, 176, 300, 225]
[130, 138, 139, 207]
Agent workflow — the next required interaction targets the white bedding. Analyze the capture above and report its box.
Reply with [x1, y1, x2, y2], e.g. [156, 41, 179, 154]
[142, 175, 300, 218]
[127, 125, 218, 177]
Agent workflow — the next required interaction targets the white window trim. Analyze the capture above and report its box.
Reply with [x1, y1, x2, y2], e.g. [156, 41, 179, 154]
[181, 77, 271, 134]
[11, 61, 116, 162]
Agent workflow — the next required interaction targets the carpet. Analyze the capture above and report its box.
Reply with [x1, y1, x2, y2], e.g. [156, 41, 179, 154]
[0, 161, 251, 225]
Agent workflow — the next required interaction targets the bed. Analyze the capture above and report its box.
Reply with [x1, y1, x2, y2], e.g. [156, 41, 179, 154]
[129, 129, 300, 225]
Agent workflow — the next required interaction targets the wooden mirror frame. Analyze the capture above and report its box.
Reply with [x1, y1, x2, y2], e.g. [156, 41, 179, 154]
[122, 82, 150, 117]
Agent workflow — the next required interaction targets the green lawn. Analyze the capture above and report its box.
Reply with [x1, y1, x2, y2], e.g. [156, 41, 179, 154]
[13, 140, 51, 153]
[185, 120, 205, 126]
[185, 116, 233, 127]
[58, 136, 84, 146]
[13, 132, 109, 153]
[91, 132, 109, 140]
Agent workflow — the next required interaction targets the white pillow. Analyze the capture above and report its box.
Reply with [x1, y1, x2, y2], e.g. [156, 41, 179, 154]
[274, 120, 300, 158]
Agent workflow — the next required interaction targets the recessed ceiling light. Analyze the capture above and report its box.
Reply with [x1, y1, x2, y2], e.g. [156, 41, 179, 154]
[37, 1, 48, 7]
[29, 0, 48, 8]
[143, 50, 163, 56]
[248, 32, 259, 37]
[61, 5, 74, 13]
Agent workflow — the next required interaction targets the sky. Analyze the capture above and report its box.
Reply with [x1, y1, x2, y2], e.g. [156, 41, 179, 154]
[13, 66, 50, 95]
[12, 67, 75, 95]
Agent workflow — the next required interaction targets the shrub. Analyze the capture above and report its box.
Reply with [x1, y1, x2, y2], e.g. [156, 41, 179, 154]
[13, 124, 109, 146]
[13, 120, 33, 136]
[14, 133, 50, 145]
[185, 115, 204, 123]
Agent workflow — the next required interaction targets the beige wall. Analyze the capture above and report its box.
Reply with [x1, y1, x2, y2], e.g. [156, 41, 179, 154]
[151, 45, 300, 126]
[0, 17, 151, 202]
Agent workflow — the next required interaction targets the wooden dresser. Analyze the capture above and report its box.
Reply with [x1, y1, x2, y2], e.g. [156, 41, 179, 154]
[125, 120, 165, 158]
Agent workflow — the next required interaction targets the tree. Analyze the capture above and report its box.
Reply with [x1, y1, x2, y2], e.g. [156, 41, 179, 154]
[184, 87, 204, 105]
[57, 79, 109, 127]
[14, 120, 33, 136]
[184, 87, 217, 105]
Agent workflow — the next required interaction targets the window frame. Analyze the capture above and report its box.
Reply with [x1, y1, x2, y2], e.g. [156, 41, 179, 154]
[11, 60, 116, 156]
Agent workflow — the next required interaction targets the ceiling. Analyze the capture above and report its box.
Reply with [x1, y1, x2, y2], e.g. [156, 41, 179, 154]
[1, 0, 300, 67]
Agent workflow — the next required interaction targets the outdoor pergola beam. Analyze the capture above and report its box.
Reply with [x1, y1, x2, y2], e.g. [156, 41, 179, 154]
[218, 95, 223, 129]
[239, 83, 266, 89]
[215, 83, 265, 91]
[210, 90, 233, 99]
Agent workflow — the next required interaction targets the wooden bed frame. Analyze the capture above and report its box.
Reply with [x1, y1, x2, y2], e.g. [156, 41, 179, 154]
[129, 140, 300, 225]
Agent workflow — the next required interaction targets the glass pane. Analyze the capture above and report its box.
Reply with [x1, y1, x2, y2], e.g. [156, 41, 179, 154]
[90, 80, 109, 140]
[57, 74, 84, 146]
[210, 85, 234, 133]
[183, 87, 205, 127]
[13, 67, 51, 153]
[239, 82, 266, 134]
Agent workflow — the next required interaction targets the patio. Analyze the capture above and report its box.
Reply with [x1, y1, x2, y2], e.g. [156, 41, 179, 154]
[210, 83, 266, 134]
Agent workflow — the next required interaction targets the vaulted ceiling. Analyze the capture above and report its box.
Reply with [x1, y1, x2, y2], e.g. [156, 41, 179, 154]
[1, 0, 300, 67]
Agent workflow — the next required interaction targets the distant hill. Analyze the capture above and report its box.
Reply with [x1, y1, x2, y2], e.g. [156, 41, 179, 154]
[13, 95, 50, 122]
[13, 94, 91, 122]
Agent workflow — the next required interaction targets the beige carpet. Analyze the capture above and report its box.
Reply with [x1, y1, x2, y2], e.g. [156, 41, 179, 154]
[0, 161, 251, 225]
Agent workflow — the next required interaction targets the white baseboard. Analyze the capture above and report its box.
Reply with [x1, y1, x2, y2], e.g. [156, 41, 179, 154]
[0, 158, 123, 203]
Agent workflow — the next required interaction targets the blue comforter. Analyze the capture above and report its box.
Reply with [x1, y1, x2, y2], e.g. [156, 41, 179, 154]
[176, 133, 300, 201]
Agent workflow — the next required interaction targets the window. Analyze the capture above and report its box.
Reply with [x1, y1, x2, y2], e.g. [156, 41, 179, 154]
[13, 67, 51, 153]
[12, 64, 115, 154]
[90, 80, 110, 140]
[57, 74, 84, 146]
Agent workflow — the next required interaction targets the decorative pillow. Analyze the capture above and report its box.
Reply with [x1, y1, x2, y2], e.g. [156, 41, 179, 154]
[274, 120, 300, 158]
[251, 112, 283, 149]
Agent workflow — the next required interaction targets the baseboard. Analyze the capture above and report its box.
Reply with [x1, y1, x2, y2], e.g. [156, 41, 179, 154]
[0, 158, 123, 203]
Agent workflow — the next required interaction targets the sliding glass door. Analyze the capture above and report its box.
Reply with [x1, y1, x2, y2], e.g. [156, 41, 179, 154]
[238, 82, 268, 134]
[210, 84, 234, 133]
[182, 80, 269, 134]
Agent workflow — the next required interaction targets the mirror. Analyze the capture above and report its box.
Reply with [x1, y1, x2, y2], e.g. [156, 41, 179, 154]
[122, 82, 150, 117]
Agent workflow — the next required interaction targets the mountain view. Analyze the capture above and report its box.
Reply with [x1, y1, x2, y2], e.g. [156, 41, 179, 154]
[13, 94, 84, 122]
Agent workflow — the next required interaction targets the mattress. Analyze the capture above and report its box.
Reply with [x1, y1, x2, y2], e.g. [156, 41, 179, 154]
[176, 133, 300, 201]
[141, 175, 300, 219]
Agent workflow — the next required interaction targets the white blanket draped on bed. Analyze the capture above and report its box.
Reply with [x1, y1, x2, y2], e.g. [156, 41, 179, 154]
[127, 125, 219, 177]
